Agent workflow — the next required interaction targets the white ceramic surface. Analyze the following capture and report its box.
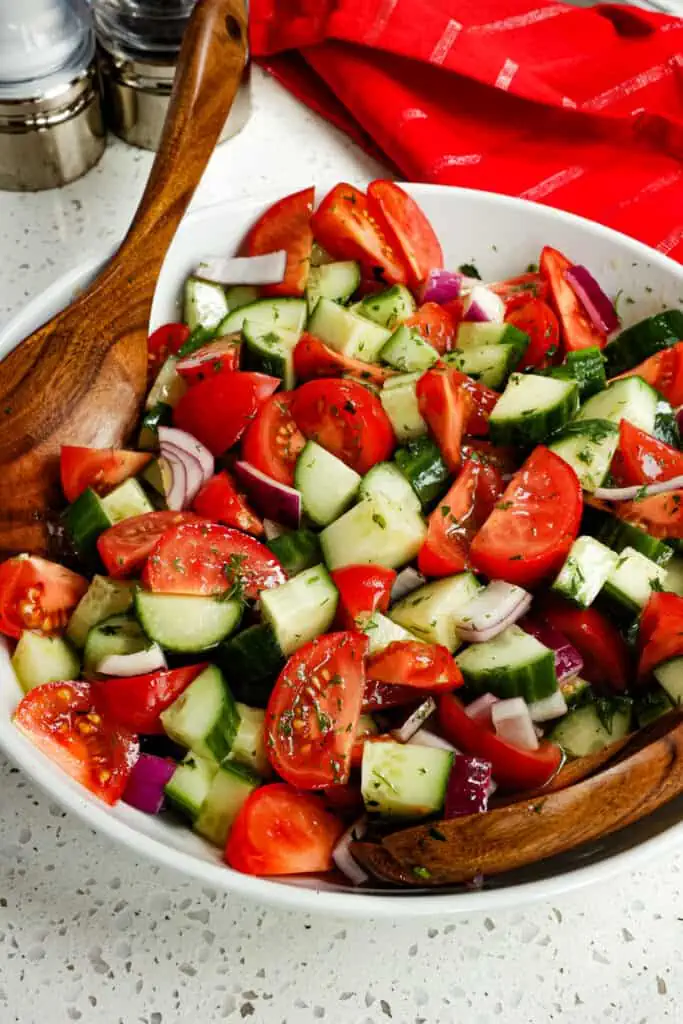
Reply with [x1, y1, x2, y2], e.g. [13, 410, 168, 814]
[2, 179, 683, 920]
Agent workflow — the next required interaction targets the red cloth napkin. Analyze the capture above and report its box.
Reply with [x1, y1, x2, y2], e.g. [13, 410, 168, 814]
[250, 0, 683, 261]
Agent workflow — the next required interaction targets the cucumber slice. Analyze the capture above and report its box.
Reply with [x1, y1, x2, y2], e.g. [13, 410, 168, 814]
[217, 297, 307, 336]
[456, 321, 529, 350]
[666, 557, 683, 597]
[390, 573, 482, 652]
[354, 285, 416, 329]
[320, 494, 427, 572]
[160, 664, 239, 761]
[560, 675, 592, 709]
[364, 612, 419, 654]
[101, 478, 154, 524]
[225, 284, 259, 312]
[11, 632, 80, 693]
[194, 761, 260, 847]
[380, 326, 439, 373]
[305, 260, 360, 313]
[359, 461, 422, 514]
[455, 625, 558, 703]
[446, 340, 526, 389]
[543, 347, 606, 400]
[165, 752, 219, 821]
[145, 356, 188, 411]
[241, 321, 300, 390]
[83, 614, 149, 676]
[67, 575, 135, 648]
[654, 658, 683, 705]
[64, 488, 113, 560]
[228, 703, 270, 775]
[380, 375, 428, 443]
[576, 376, 659, 436]
[489, 373, 579, 446]
[394, 437, 450, 507]
[603, 310, 683, 376]
[260, 564, 338, 656]
[549, 698, 632, 757]
[217, 623, 285, 707]
[361, 739, 453, 818]
[266, 529, 321, 577]
[551, 536, 618, 608]
[596, 514, 673, 566]
[135, 591, 242, 652]
[294, 441, 361, 526]
[547, 419, 619, 492]
[307, 297, 391, 362]
[183, 277, 229, 331]
[138, 401, 173, 450]
[601, 546, 669, 617]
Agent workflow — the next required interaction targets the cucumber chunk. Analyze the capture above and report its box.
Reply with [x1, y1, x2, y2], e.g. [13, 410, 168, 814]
[361, 739, 453, 818]
[489, 373, 579, 446]
[543, 347, 606, 400]
[603, 310, 683, 376]
[596, 514, 673, 566]
[665, 558, 683, 597]
[160, 664, 239, 762]
[228, 703, 270, 775]
[83, 614, 149, 676]
[101, 479, 154, 524]
[64, 488, 112, 560]
[217, 297, 307, 336]
[654, 658, 683, 705]
[359, 461, 422, 515]
[165, 753, 218, 821]
[354, 285, 417, 329]
[67, 576, 135, 649]
[390, 573, 482, 652]
[266, 529, 321, 577]
[194, 761, 260, 847]
[241, 321, 300, 390]
[260, 564, 338, 656]
[601, 546, 669, 617]
[551, 536, 618, 608]
[216, 623, 285, 708]
[145, 356, 187, 410]
[183, 277, 229, 331]
[456, 321, 529, 350]
[548, 419, 619, 492]
[446, 340, 526, 389]
[138, 401, 173, 450]
[135, 591, 242, 652]
[576, 376, 659, 436]
[456, 625, 558, 703]
[305, 261, 360, 313]
[307, 297, 391, 362]
[11, 632, 80, 693]
[320, 494, 427, 571]
[394, 436, 450, 508]
[380, 375, 428, 442]
[294, 441, 361, 526]
[380, 326, 439, 373]
[364, 612, 420, 654]
[549, 698, 632, 757]
[225, 284, 259, 312]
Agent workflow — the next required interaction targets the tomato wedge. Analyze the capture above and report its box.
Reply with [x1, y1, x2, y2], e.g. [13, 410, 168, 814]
[176, 337, 241, 384]
[638, 592, 683, 678]
[331, 564, 396, 630]
[265, 632, 367, 788]
[417, 367, 472, 473]
[470, 447, 582, 587]
[94, 664, 206, 734]
[442, 369, 498, 437]
[98, 511, 199, 579]
[192, 471, 263, 537]
[0, 556, 88, 639]
[243, 187, 314, 297]
[614, 341, 683, 408]
[540, 246, 607, 353]
[366, 180, 443, 289]
[438, 693, 562, 791]
[543, 598, 631, 692]
[294, 333, 392, 387]
[366, 641, 463, 691]
[310, 183, 408, 286]
[241, 392, 306, 487]
[403, 302, 456, 355]
[506, 299, 560, 370]
[610, 420, 683, 487]
[14, 681, 138, 805]
[173, 371, 280, 456]
[616, 490, 683, 539]
[291, 378, 395, 475]
[60, 446, 152, 504]
[490, 272, 549, 313]
[143, 521, 285, 600]
[147, 322, 190, 379]
[225, 783, 344, 876]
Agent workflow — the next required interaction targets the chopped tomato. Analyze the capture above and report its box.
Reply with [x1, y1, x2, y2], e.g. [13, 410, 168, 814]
[265, 632, 368, 788]
[98, 511, 199, 579]
[331, 564, 396, 630]
[438, 693, 562, 791]
[443, 369, 498, 436]
[540, 246, 607, 353]
[94, 664, 206, 734]
[322, 782, 365, 815]
[366, 641, 463, 691]
[362, 680, 424, 712]
[225, 783, 344, 876]
[490, 272, 549, 313]
[60, 446, 152, 504]
[241, 393, 306, 487]
[0, 556, 88, 639]
[143, 521, 285, 600]
[638, 591, 683, 678]
[462, 439, 519, 481]
[291, 378, 395, 475]
[403, 302, 456, 355]
[544, 598, 631, 691]
[147, 322, 190, 379]
[294, 333, 392, 387]
[243, 187, 314, 297]
[610, 421, 683, 487]
[616, 490, 683, 539]
[192, 471, 263, 536]
[14, 681, 138, 805]
[366, 180, 443, 289]
[614, 342, 683, 408]
[506, 299, 560, 370]
[416, 367, 472, 473]
[176, 337, 241, 384]
[310, 183, 408, 286]
[470, 447, 582, 588]
[173, 371, 280, 456]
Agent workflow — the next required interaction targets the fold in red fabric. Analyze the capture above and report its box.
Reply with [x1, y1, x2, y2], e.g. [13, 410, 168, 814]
[250, 0, 683, 261]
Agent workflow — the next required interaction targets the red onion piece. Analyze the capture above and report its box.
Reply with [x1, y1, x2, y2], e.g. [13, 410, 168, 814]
[564, 265, 618, 335]
[234, 461, 301, 528]
[391, 698, 436, 743]
[390, 567, 426, 603]
[195, 250, 287, 286]
[528, 689, 568, 723]
[158, 452, 188, 511]
[444, 753, 492, 818]
[465, 692, 500, 727]
[159, 427, 214, 509]
[594, 476, 683, 502]
[362, 681, 422, 713]
[455, 581, 532, 643]
[462, 285, 505, 324]
[332, 816, 368, 885]
[419, 269, 463, 304]
[123, 754, 176, 815]
[491, 698, 539, 751]
[159, 427, 214, 484]
[97, 644, 167, 677]
[521, 617, 583, 682]
[407, 728, 458, 752]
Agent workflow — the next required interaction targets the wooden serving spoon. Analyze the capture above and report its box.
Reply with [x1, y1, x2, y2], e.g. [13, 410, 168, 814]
[0, 0, 247, 560]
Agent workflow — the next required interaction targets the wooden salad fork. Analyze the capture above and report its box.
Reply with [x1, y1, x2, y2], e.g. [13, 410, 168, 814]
[0, 0, 247, 560]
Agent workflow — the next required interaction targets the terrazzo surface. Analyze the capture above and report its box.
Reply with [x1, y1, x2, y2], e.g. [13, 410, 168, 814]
[0, 66, 681, 1024]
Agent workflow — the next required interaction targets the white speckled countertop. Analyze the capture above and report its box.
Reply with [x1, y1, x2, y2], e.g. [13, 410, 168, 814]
[1, 67, 682, 1024]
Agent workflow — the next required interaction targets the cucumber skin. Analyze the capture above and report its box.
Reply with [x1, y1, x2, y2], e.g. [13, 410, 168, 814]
[217, 623, 285, 708]
[64, 488, 111, 561]
[543, 346, 606, 400]
[603, 310, 683, 376]
[489, 375, 579, 447]
[394, 437, 450, 507]
[266, 529, 321, 577]
[596, 514, 674, 566]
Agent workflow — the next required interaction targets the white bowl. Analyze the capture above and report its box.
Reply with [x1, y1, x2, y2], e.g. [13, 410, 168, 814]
[2, 183, 683, 918]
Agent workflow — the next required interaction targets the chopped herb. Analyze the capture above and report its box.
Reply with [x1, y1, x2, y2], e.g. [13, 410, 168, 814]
[428, 827, 447, 842]
[372, 513, 387, 529]
[458, 262, 481, 279]
[412, 866, 431, 879]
